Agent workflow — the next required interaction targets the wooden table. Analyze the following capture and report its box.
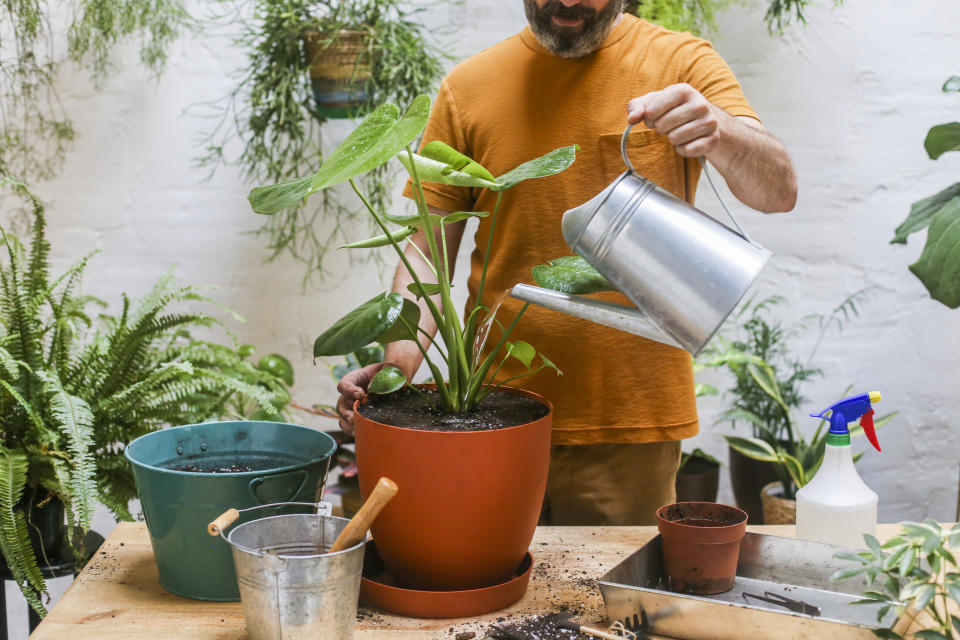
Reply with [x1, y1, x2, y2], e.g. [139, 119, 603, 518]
[30, 523, 901, 640]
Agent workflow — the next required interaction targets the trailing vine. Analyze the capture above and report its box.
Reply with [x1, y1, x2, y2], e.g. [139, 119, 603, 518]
[0, 0, 191, 182]
[196, 0, 448, 284]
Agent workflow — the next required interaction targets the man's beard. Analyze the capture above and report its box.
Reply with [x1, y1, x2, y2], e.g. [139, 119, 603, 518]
[523, 0, 624, 59]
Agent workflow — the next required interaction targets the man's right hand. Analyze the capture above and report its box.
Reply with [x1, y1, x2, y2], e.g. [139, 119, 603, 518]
[335, 362, 395, 435]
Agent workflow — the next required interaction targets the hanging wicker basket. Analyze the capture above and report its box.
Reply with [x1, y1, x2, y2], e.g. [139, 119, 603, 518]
[760, 481, 796, 525]
[302, 29, 374, 119]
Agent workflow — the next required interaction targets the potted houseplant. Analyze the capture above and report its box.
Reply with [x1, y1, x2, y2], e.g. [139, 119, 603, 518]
[0, 179, 293, 615]
[832, 520, 960, 639]
[248, 95, 577, 591]
[891, 75, 960, 310]
[198, 0, 447, 283]
[675, 448, 722, 503]
[698, 294, 897, 523]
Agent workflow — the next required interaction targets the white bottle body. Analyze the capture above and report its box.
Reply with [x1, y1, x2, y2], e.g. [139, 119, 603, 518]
[795, 444, 877, 548]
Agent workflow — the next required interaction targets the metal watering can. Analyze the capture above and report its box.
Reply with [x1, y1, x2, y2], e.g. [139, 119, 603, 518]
[510, 125, 772, 356]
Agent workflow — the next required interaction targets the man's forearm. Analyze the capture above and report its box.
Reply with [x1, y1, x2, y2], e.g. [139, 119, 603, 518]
[705, 111, 798, 213]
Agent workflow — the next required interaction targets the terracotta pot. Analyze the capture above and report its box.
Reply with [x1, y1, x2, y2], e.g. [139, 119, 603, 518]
[675, 458, 720, 503]
[728, 443, 782, 524]
[760, 481, 796, 525]
[354, 386, 552, 591]
[656, 502, 747, 595]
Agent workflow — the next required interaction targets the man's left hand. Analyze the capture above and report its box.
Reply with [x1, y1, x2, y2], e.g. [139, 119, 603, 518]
[627, 83, 728, 158]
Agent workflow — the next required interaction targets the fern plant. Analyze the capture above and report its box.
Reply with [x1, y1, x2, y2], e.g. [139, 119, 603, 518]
[0, 178, 290, 615]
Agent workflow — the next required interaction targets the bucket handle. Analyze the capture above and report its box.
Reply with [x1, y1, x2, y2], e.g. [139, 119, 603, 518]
[619, 124, 755, 244]
[207, 501, 332, 539]
[247, 468, 311, 504]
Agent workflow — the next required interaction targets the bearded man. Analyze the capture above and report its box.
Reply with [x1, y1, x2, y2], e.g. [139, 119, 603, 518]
[337, 0, 797, 525]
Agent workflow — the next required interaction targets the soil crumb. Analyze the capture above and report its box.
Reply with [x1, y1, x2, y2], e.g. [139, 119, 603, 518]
[359, 388, 549, 432]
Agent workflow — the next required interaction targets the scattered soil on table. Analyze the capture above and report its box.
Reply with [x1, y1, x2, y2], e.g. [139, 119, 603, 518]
[359, 387, 549, 432]
[485, 613, 589, 639]
[167, 463, 255, 473]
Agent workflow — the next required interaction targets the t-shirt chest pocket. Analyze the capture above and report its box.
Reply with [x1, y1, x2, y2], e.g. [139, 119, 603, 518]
[598, 128, 687, 201]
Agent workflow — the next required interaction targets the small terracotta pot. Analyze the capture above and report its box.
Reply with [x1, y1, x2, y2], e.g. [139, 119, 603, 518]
[656, 502, 748, 595]
[760, 481, 797, 525]
[354, 386, 551, 591]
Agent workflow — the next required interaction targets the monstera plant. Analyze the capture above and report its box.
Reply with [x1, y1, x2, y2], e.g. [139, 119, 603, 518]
[891, 75, 960, 309]
[249, 94, 577, 412]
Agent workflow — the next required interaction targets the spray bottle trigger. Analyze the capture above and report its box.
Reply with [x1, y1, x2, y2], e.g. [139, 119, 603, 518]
[859, 409, 881, 452]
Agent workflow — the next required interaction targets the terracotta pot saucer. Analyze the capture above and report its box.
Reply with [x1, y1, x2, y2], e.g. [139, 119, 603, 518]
[359, 541, 534, 619]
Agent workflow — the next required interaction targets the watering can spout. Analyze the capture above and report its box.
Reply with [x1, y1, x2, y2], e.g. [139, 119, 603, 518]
[509, 284, 683, 350]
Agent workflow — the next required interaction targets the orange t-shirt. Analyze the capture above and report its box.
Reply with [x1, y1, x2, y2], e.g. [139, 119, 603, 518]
[403, 14, 760, 444]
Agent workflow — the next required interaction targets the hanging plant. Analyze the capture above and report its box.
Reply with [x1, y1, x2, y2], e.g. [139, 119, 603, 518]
[625, 0, 846, 36]
[0, 0, 192, 182]
[197, 0, 449, 284]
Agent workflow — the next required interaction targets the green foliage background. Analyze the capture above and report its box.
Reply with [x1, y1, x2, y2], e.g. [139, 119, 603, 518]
[0, 179, 291, 615]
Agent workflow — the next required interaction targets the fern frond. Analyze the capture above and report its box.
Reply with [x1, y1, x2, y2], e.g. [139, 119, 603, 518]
[37, 372, 97, 531]
[0, 447, 47, 615]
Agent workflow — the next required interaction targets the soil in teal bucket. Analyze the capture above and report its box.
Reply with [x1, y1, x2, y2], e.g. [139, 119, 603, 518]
[125, 420, 336, 601]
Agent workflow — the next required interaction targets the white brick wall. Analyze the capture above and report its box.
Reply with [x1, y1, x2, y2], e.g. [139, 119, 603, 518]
[3, 0, 958, 632]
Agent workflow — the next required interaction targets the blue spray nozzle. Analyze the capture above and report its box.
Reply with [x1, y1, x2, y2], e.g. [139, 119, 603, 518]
[810, 391, 882, 452]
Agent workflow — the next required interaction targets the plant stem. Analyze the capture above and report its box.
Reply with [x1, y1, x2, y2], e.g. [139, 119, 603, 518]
[348, 177, 453, 408]
[405, 147, 468, 410]
[465, 302, 529, 407]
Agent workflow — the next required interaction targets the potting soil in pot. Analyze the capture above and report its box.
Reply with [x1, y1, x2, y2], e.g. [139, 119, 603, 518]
[359, 387, 549, 431]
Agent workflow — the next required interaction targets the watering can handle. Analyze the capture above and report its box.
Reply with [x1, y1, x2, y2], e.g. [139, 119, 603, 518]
[620, 124, 755, 243]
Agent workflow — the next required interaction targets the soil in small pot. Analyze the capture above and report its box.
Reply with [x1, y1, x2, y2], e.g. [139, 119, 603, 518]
[660, 503, 744, 527]
[657, 502, 748, 595]
[359, 387, 549, 432]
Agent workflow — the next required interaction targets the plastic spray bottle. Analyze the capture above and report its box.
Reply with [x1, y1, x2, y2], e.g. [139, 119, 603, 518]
[795, 391, 882, 548]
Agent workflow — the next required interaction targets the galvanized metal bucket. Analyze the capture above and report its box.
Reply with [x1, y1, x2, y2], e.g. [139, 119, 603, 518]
[511, 124, 772, 357]
[211, 502, 366, 640]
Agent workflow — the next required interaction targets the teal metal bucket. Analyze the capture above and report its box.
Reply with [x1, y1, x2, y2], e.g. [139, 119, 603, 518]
[125, 420, 336, 601]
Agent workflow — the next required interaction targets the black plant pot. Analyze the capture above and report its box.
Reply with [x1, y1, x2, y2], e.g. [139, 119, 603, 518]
[0, 487, 65, 570]
[675, 457, 720, 503]
[728, 444, 781, 524]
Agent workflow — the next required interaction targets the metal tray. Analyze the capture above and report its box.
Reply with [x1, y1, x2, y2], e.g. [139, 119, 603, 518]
[599, 532, 896, 639]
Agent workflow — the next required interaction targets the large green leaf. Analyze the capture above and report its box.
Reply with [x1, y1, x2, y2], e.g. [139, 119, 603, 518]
[531, 255, 617, 294]
[249, 96, 431, 214]
[723, 435, 779, 462]
[420, 141, 495, 181]
[492, 145, 579, 191]
[891, 182, 960, 244]
[505, 340, 536, 368]
[399, 152, 499, 189]
[256, 354, 294, 386]
[313, 293, 404, 357]
[368, 366, 406, 394]
[908, 198, 960, 308]
[925, 122, 960, 160]
[246, 176, 312, 217]
[377, 297, 421, 344]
